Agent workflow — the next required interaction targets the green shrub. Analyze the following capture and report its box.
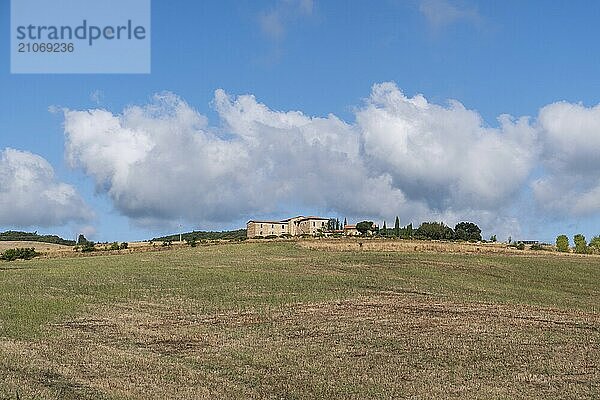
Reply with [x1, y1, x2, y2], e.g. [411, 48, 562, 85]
[530, 243, 550, 251]
[81, 242, 96, 252]
[588, 236, 600, 254]
[109, 242, 121, 251]
[119, 242, 129, 250]
[1, 247, 39, 261]
[186, 238, 197, 247]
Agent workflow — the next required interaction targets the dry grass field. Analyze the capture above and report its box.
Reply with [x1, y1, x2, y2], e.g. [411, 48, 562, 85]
[296, 237, 535, 254]
[0, 241, 71, 253]
[0, 241, 598, 399]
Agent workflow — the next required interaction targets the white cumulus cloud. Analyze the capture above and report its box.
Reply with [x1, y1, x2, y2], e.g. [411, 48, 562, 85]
[0, 148, 92, 227]
[62, 83, 540, 237]
[533, 101, 600, 215]
[357, 82, 538, 212]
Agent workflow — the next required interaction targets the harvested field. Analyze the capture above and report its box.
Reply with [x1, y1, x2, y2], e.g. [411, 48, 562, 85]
[0, 241, 71, 253]
[297, 238, 556, 255]
[0, 242, 598, 399]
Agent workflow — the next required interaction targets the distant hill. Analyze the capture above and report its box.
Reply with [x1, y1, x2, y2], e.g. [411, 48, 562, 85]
[152, 229, 247, 242]
[0, 231, 75, 246]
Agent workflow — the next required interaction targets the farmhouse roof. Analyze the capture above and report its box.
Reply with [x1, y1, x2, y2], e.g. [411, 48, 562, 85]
[248, 215, 329, 224]
[247, 220, 288, 224]
[281, 215, 305, 222]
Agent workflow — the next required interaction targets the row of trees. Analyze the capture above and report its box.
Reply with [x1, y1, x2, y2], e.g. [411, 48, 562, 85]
[152, 229, 247, 242]
[351, 218, 483, 242]
[556, 234, 600, 254]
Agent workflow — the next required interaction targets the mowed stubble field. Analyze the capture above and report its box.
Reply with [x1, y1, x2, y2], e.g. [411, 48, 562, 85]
[0, 241, 598, 399]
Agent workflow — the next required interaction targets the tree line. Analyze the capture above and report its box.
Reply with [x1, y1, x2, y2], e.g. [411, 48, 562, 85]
[0, 231, 75, 246]
[555, 234, 600, 254]
[152, 229, 247, 242]
[329, 217, 483, 242]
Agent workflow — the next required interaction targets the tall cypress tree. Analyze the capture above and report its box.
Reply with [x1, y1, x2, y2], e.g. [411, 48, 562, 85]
[394, 216, 400, 237]
[382, 221, 387, 236]
[343, 217, 347, 228]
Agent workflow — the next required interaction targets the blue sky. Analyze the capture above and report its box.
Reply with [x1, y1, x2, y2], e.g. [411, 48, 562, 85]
[2, 0, 600, 243]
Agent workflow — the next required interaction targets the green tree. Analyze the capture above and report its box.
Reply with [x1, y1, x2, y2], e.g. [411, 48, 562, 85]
[589, 236, 600, 253]
[77, 234, 88, 244]
[489, 235, 497, 242]
[403, 223, 413, 239]
[394, 216, 400, 237]
[574, 234, 587, 254]
[356, 221, 374, 236]
[556, 235, 569, 252]
[381, 221, 387, 236]
[343, 217, 347, 228]
[327, 218, 337, 231]
[415, 222, 455, 240]
[454, 222, 482, 242]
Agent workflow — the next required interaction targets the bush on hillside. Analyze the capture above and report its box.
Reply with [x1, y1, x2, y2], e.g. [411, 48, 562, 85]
[1, 247, 39, 261]
[81, 241, 96, 252]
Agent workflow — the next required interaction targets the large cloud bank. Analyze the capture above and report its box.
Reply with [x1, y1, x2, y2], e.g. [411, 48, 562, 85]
[61, 82, 600, 233]
[0, 148, 92, 227]
[533, 102, 600, 215]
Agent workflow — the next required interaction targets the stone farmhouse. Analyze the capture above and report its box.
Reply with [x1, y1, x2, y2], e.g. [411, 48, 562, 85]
[343, 224, 360, 236]
[246, 216, 330, 238]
